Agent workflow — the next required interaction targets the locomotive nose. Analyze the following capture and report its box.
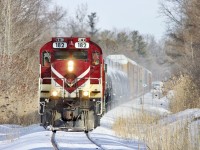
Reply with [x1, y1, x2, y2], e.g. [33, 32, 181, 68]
[65, 73, 77, 84]
[51, 60, 90, 91]
[51, 60, 89, 77]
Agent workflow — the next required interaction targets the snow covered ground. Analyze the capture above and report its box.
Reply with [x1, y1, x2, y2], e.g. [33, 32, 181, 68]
[0, 93, 199, 150]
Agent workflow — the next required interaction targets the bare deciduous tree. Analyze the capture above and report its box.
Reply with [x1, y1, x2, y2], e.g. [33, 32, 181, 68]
[160, 0, 200, 82]
[0, 0, 66, 124]
[63, 3, 88, 36]
[160, 0, 200, 110]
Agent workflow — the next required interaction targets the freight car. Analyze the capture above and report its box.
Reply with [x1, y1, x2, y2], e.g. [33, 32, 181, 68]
[106, 55, 152, 106]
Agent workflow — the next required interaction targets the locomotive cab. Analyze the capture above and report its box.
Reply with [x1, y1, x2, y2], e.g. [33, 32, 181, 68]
[39, 37, 105, 131]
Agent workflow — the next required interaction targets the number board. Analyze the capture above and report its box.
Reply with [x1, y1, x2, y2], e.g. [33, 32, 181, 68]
[75, 42, 89, 49]
[53, 42, 67, 48]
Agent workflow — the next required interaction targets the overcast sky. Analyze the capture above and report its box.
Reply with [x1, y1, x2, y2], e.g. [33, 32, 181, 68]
[55, 0, 165, 40]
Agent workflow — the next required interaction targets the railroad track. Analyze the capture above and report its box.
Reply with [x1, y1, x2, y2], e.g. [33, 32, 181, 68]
[85, 131, 104, 150]
[51, 131, 59, 150]
[51, 130, 104, 150]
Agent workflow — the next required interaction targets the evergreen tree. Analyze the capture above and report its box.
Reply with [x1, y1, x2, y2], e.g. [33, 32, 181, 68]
[87, 12, 98, 38]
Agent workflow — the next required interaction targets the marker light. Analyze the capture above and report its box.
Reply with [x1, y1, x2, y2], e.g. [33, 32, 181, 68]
[52, 90, 58, 97]
[83, 91, 89, 97]
[68, 60, 74, 72]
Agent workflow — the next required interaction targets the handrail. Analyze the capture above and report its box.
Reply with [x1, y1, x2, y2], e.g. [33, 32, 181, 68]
[40, 77, 101, 81]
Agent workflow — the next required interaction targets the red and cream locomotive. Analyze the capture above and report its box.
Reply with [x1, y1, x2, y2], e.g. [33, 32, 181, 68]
[39, 37, 106, 131]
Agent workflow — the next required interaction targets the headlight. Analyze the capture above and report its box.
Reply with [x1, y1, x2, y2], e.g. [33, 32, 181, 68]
[52, 90, 58, 97]
[68, 60, 74, 72]
[83, 91, 89, 97]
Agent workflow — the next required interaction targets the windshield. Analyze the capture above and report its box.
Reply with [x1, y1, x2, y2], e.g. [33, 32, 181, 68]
[54, 50, 88, 60]
[73, 51, 88, 59]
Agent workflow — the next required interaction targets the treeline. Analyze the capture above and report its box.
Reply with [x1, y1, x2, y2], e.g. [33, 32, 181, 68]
[57, 4, 150, 57]
[160, 0, 200, 111]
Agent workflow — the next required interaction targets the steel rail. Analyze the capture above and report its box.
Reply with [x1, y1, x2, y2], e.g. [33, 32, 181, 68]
[51, 131, 59, 150]
[85, 132, 104, 150]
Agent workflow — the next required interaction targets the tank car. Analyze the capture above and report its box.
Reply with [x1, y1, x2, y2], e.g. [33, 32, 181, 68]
[39, 37, 106, 131]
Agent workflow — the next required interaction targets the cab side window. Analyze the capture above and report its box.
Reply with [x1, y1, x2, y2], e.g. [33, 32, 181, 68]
[43, 52, 51, 67]
[92, 51, 100, 65]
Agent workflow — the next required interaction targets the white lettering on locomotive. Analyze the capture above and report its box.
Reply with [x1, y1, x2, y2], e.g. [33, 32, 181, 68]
[53, 42, 67, 48]
[75, 42, 89, 49]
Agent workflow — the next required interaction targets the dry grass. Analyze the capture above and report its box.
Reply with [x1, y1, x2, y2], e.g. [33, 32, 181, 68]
[0, 55, 39, 125]
[113, 74, 200, 149]
[113, 111, 160, 139]
[164, 75, 200, 113]
[0, 92, 39, 125]
[113, 112, 199, 150]
[145, 121, 190, 150]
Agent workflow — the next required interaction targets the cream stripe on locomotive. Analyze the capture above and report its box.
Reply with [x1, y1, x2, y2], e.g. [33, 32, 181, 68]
[51, 65, 64, 79]
[76, 67, 90, 82]
[51, 65, 90, 87]
[51, 78, 91, 97]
